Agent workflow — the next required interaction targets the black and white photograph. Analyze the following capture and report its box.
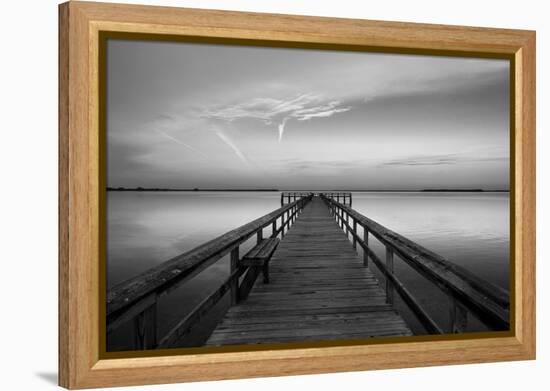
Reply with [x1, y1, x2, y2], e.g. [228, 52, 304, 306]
[105, 38, 510, 352]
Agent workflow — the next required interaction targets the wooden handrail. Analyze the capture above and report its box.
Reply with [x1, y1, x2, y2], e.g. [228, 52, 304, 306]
[321, 194, 509, 333]
[281, 192, 313, 206]
[324, 192, 352, 207]
[107, 194, 312, 349]
[333, 210, 443, 334]
[157, 266, 245, 348]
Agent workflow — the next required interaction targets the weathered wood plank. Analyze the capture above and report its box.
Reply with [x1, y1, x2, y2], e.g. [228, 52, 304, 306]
[207, 326, 410, 346]
[218, 310, 399, 326]
[224, 304, 396, 318]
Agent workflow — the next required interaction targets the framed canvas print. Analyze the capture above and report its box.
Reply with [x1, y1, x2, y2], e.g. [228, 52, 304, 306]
[58, 1, 536, 389]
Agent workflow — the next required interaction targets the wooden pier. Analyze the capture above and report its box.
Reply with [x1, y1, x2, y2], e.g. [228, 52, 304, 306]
[207, 196, 410, 346]
[107, 193, 510, 350]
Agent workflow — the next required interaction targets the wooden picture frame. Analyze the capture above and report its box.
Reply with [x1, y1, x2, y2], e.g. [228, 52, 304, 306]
[59, 1, 536, 389]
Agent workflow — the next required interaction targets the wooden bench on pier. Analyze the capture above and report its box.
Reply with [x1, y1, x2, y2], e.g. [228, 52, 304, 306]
[240, 237, 279, 285]
[237, 238, 280, 303]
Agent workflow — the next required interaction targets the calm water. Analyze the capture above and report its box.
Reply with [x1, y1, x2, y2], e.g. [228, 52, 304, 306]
[106, 191, 509, 351]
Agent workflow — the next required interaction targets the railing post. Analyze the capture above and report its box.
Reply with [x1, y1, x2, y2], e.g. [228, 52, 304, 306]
[230, 247, 239, 305]
[285, 210, 289, 230]
[257, 228, 263, 244]
[345, 213, 350, 235]
[133, 302, 157, 350]
[286, 210, 290, 229]
[272, 220, 277, 237]
[363, 228, 369, 266]
[450, 297, 468, 333]
[352, 218, 357, 249]
[280, 193, 283, 206]
[385, 247, 394, 305]
[286, 211, 291, 232]
[344, 211, 347, 232]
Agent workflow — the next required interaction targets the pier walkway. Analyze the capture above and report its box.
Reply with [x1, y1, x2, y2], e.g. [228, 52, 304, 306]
[206, 197, 411, 345]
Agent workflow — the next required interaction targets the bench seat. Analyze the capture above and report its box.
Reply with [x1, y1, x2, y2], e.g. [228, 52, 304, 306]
[241, 237, 279, 283]
[241, 238, 279, 265]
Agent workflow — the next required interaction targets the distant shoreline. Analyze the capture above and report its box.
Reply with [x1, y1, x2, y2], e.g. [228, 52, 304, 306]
[106, 187, 279, 192]
[107, 187, 509, 193]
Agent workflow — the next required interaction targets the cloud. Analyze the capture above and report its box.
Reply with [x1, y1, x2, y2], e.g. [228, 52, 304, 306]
[362, 64, 509, 106]
[274, 158, 366, 172]
[153, 128, 207, 158]
[201, 94, 351, 142]
[380, 154, 508, 167]
[292, 100, 352, 121]
[277, 117, 288, 143]
[215, 130, 249, 165]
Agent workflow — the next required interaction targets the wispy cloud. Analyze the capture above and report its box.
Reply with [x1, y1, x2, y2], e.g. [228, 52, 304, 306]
[274, 158, 366, 172]
[153, 129, 207, 158]
[278, 117, 288, 142]
[215, 130, 249, 165]
[380, 154, 507, 167]
[151, 114, 207, 157]
[201, 94, 351, 142]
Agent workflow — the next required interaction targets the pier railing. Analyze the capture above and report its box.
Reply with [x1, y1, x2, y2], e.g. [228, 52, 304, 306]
[321, 194, 509, 334]
[281, 192, 313, 205]
[323, 192, 352, 206]
[107, 194, 312, 350]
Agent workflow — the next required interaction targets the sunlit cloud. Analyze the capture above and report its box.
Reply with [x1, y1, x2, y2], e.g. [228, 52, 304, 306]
[201, 94, 351, 142]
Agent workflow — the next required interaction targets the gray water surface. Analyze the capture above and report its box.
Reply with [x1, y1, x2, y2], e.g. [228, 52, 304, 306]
[106, 191, 509, 351]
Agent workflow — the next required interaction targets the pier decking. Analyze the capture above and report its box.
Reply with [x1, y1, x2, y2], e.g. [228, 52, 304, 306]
[107, 192, 510, 351]
[207, 197, 411, 345]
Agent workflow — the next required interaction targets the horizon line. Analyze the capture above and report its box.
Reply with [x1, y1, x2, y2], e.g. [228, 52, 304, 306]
[107, 186, 510, 192]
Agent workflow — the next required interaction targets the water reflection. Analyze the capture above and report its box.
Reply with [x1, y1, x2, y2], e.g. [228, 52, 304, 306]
[106, 191, 509, 350]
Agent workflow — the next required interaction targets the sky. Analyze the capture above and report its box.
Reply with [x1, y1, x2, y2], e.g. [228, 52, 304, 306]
[107, 39, 510, 190]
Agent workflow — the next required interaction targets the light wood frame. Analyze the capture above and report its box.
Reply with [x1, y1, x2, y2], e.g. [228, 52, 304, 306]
[59, 1, 536, 389]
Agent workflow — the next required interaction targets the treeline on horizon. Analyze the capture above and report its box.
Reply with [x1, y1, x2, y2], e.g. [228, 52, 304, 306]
[107, 187, 510, 192]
